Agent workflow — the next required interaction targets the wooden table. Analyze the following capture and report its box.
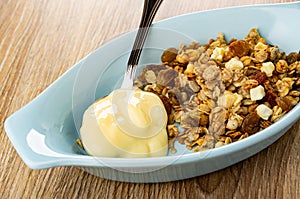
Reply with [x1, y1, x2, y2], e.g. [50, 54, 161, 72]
[1, 0, 299, 198]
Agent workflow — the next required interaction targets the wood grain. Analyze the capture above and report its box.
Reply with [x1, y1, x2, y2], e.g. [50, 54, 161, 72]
[0, 0, 299, 198]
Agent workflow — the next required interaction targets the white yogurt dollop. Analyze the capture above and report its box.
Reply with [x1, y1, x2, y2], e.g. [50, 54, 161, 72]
[80, 89, 168, 158]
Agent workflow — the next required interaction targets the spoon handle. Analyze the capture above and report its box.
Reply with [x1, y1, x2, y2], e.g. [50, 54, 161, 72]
[121, 0, 163, 88]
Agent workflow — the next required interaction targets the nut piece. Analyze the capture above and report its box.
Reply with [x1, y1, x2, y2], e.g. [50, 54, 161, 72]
[250, 85, 266, 101]
[261, 62, 275, 77]
[256, 104, 273, 120]
[225, 58, 244, 71]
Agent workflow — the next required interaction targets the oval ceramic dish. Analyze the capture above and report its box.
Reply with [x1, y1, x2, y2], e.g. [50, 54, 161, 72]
[4, 2, 300, 182]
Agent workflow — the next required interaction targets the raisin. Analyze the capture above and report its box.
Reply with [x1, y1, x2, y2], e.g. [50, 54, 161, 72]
[161, 48, 178, 63]
[276, 97, 293, 111]
[229, 40, 250, 58]
[241, 112, 261, 134]
[251, 71, 267, 84]
[265, 90, 277, 107]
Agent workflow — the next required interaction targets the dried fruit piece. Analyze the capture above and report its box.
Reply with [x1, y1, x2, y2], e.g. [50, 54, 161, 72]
[256, 104, 273, 120]
[217, 91, 243, 109]
[276, 97, 293, 111]
[250, 85, 266, 101]
[211, 47, 226, 61]
[225, 57, 244, 70]
[251, 71, 267, 84]
[161, 48, 178, 63]
[265, 90, 277, 107]
[261, 62, 275, 77]
[254, 42, 268, 51]
[229, 40, 250, 57]
[241, 112, 261, 134]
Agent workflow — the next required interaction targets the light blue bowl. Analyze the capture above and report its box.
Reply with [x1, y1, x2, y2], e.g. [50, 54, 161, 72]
[4, 2, 300, 182]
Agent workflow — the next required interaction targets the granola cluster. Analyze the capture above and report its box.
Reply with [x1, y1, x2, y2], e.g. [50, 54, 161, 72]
[134, 28, 300, 153]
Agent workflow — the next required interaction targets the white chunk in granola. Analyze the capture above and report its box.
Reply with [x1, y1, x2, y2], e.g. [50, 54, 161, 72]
[134, 28, 300, 153]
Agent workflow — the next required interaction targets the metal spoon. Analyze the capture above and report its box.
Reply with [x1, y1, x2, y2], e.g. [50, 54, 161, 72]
[121, 0, 163, 88]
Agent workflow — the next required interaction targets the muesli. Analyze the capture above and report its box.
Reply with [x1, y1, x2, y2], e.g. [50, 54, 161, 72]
[134, 28, 300, 153]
